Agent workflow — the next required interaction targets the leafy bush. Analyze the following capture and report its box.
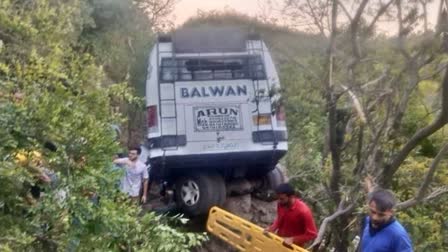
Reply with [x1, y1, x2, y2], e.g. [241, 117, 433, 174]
[0, 0, 206, 251]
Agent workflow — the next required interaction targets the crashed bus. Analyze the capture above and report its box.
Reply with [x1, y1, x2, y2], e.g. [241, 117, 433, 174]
[144, 27, 288, 215]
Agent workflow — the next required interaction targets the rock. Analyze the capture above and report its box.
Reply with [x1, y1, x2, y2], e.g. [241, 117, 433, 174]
[223, 194, 252, 220]
[226, 178, 254, 196]
[250, 198, 277, 226]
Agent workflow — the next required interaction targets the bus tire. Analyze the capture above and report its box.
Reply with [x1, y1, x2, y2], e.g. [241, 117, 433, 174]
[253, 166, 285, 202]
[209, 174, 226, 206]
[265, 166, 285, 190]
[174, 173, 224, 216]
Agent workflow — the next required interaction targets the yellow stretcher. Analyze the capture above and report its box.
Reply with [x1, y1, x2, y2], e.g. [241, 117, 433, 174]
[206, 206, 310, 252]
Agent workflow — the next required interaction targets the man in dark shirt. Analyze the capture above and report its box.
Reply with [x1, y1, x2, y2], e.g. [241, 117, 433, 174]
[265, 183, 317, 247]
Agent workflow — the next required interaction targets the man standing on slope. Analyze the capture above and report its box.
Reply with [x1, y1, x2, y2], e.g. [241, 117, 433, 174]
[361, 178, 413, 251]
[113, 146, 148, 204]
[265, 183, 318, 247]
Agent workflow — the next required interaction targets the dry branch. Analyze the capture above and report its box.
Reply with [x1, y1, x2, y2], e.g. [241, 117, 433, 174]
[396, 143, 448, 210]
[309, 202, 355, 249]
[340, 84, 367, 124]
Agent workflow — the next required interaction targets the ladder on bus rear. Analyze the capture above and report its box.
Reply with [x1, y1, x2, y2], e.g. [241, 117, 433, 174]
[248, 39, 277, 144]
[156, 38, 179, 151]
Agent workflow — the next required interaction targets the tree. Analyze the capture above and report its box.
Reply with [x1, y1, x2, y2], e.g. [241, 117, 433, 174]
[79, 0, 178, 147]
[279, 0, 448, 250]
[0, 0, 206, 250]
[135, 0, 177, 32]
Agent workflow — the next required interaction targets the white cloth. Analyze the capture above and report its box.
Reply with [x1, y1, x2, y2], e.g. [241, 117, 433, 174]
[115, 158, 148, 197]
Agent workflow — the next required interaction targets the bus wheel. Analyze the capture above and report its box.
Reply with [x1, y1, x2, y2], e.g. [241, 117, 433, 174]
[209, 174, 226, 206]
[265, 165, 285, 190]
[175, 173, 225, 216]
[253, 166, 285, 202]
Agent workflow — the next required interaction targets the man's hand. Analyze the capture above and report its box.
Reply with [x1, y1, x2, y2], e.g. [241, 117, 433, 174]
[262, 228, 270, 235]
[141, 195, 147, 204]
[263, 226, 274, 233]
[283, 237, 293, 245]
[39, 173, 52, 183]
[363, 174, 375, 193]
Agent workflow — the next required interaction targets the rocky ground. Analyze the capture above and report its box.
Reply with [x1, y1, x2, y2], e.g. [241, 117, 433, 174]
[143, 183, 279, 252]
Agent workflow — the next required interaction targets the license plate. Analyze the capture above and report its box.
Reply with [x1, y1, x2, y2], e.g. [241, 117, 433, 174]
[194, 106, 243, 132]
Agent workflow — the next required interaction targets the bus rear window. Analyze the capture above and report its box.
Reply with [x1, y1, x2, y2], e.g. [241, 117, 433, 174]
[160, 56, 265, 82]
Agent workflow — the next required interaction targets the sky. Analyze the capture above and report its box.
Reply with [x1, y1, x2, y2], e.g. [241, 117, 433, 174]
[172, 0, 441, 33]
[173, 0, 262, 25]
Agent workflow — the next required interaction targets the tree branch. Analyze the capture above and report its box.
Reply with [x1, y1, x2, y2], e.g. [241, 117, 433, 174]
[360, 67, 390, 89]
[363, 97, 392, 175]
[350, 0, 370, 61]
[396, 0, 411, 60]
[366, 0, 395, 32]
[305, 0, 327, 36]
[340, 84, 367, 124]
[420, 62, 448, 80]
[415, 143, 448, 199]
[352, 0, 370, 25]
[137, 0, 176, 31]
[425, 187, 448, 201]
[387, 62, 420, 139]
[383, 117, 447, 186]
[419, 0, 429, 33]
[394, 143, 448, 211]
[336, 0, 352, 22]
[396, 186, 448, 210]
[383, 65, 448, 186]
[309, 202, 355, 249]
[353, 124, 365, 174]
[327, 0, 342, 204]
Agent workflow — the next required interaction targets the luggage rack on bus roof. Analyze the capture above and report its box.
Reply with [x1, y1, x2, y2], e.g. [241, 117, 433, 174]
[158, 55, 267, 82]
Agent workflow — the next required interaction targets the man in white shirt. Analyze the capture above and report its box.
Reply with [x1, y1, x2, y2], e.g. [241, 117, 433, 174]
[113, 146, 149, 203]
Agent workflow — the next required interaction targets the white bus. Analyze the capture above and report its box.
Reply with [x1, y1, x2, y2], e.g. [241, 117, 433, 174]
[145, 27, 287, 215]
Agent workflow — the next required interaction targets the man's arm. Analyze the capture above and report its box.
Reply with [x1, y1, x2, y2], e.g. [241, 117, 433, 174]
[364, 175, 377, 194]
[141, 165, 150, 203]
[267, 217, 279, 232]
[291, 209, 318, 245]
[113, 158, 128, 165]
[265, 204, 281, 232]
[141, 179, 148, 203]
[394, 233, 413, 252]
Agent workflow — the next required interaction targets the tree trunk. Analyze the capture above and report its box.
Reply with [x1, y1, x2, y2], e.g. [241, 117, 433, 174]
[332, 216, 350, 252]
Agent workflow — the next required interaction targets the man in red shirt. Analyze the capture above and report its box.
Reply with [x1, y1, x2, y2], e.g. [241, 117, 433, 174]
[265, 183, 318, 246]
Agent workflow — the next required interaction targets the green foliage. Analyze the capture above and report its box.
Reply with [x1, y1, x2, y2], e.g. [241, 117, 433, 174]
[80, 0, 154, 95]
[0, 0, 205, 251]
[279, 60, 326, 189]
[392, 71, 448, 252]
[396, 157, 448, 251]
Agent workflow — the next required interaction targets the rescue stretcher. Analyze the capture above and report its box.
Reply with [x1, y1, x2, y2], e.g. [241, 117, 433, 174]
[207, 206, 310, 252]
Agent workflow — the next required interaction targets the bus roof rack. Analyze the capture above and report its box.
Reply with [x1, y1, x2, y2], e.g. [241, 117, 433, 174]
[247, 32, 261, 40]
[158, 35, 172, 42]
[173, 26, 247, 53]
